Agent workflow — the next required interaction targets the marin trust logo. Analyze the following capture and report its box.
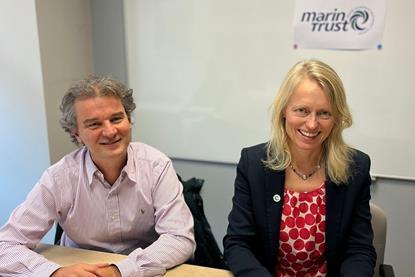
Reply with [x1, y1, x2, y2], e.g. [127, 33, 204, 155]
[300, 6, 374, 34]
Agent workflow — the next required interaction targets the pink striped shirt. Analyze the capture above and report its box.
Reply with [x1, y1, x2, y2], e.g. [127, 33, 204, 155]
[0, 142, 195, 276]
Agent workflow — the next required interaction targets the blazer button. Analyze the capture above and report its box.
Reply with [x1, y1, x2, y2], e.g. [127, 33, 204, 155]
[273, 194, 281, 203]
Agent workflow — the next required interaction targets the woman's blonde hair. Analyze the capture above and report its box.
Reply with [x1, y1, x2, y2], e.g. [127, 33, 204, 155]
[264, 59, 354, 184]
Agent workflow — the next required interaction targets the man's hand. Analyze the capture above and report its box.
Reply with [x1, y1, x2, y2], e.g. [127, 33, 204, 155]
[95, 265, 122, 277]
[51, 263, 118, 277]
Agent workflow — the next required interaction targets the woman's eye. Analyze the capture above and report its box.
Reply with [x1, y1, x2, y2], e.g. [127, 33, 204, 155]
[318, 111, 332, 119]
[294, 108, 308, 116]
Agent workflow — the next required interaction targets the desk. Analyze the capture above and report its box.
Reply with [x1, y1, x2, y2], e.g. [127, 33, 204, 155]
[35, 244, 233, 277]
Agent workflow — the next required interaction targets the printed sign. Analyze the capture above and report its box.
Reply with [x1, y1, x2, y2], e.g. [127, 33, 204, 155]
[294, 0, 386, 50]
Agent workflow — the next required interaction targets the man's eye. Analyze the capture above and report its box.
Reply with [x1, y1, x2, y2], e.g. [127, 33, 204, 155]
[111, 117, 123, 123]
[87, 122, 100, 128]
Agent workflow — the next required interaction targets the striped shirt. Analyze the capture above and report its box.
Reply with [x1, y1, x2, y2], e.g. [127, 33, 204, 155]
[0, 142, 195, 276]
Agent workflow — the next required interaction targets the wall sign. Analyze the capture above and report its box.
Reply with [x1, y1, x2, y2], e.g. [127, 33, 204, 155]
[294, 0, 386, 50]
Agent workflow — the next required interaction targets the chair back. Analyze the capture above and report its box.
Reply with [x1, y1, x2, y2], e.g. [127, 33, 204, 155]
[370, 202, 387, 277]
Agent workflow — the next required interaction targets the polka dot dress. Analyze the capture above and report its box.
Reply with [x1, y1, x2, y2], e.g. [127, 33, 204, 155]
[276, 183, 327, 277]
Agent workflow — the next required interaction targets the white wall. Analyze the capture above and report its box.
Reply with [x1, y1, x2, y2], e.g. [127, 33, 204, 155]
[91, 0, 128, 84]
[0, 0, 51, 238]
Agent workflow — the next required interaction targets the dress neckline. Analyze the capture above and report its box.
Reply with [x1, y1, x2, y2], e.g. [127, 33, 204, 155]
[284, 181, 326, 194]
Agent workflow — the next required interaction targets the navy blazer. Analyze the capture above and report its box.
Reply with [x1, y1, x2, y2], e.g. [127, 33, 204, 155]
[223, 143, 376, 277]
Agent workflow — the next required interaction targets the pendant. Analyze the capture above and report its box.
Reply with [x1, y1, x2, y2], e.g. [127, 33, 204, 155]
[290, 164, 321, 181]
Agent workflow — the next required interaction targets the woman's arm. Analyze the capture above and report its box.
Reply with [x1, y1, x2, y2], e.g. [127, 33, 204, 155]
[340, 153, 377, 276]
[223, 148, 273, 277]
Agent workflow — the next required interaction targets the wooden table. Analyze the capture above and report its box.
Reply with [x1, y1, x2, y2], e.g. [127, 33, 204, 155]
[35, 244, 233, 277]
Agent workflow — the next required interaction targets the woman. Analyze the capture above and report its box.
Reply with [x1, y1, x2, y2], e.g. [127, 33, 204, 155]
[223, 60, 376, 276]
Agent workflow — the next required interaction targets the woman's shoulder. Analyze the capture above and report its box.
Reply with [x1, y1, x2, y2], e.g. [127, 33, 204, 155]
[242, 142, 268, 154]
[350, 148, 371, 165]
[240, 143, 267, 168]
[348, 148, 371, 177]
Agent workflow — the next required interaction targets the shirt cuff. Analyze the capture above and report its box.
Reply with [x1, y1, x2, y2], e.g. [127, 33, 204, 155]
[114, 258, 166, 277]
[33, 262, 61, 277]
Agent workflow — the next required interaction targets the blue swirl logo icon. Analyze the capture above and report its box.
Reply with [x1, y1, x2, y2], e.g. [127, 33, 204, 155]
[348, 7, 374, 34]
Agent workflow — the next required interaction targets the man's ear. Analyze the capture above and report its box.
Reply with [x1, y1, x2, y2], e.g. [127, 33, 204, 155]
[73, 131, 83, 145]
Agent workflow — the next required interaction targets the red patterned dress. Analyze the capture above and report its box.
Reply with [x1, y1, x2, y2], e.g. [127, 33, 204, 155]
[276, 183, 327, 277]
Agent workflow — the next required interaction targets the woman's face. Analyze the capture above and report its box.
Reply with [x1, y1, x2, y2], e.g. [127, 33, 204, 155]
[284, 78, 335, 155]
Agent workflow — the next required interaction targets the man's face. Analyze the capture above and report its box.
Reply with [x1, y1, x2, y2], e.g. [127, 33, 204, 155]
[73, 96, 132, 167]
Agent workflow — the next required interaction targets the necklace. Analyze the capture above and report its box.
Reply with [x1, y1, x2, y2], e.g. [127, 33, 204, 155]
[289, 163, 321, 180]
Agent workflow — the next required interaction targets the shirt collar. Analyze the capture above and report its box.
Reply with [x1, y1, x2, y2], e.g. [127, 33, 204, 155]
[84, 144, 136, 185]
[85, 148, 99, 185]
[123, 144, 136, 183]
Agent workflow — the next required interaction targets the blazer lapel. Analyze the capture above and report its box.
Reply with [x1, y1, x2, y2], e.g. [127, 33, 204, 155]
[264, 168, 285, 265]
[325, 180, 346, 257]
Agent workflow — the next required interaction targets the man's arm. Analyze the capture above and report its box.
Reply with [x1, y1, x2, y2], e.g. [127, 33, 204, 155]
[0, 172, 119, 277]
[114, 160, 196, 276]
[0, 172, 62, 276]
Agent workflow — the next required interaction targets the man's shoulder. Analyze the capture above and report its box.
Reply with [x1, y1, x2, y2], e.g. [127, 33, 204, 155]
[35, 147, 86, 192]
[47, 147, 85, 174]
[127, 142, 174, 180]
[128, 142, 171, 163]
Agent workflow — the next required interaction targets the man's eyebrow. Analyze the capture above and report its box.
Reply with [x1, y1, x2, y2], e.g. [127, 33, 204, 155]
[83, 118, 99, 125]
[82, 112, 125, 125]
[112, 112, 125, 117]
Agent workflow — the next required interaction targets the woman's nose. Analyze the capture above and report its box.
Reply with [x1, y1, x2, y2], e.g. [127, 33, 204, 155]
[305, 114, 318, 129]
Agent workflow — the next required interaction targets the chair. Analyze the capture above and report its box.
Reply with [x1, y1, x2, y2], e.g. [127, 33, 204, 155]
[370, 202, 395, 277]
[54, 222, 63, 245]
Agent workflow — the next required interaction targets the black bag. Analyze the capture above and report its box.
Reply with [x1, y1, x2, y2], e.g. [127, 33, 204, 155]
[178, 175, 228, 269]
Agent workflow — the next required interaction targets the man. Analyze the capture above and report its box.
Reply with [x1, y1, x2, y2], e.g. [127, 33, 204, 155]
[0, 76, 195, 276]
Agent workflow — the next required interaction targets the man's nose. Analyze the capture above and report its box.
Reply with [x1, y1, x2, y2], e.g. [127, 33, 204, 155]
[102, 121, 117, 137]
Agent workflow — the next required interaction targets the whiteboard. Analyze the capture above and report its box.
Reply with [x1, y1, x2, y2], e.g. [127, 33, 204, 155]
[124, 0, 415, 180]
